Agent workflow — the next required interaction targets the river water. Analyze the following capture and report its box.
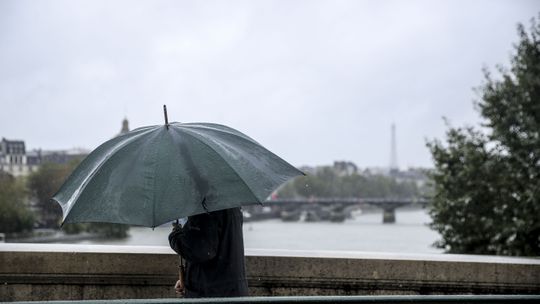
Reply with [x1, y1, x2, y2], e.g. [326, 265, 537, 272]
[72, 208, 443, 254]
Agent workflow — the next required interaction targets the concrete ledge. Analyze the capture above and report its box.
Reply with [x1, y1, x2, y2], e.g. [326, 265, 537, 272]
[1, 244, 539, 301]
[10, 295, 540, 304]
[246, 249, 540, 296]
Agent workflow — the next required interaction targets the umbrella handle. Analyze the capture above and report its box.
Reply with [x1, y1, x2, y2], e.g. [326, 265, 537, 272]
[163, 105, 169, 129]
[173, 218, 185, 297]
[177, 257, 186, 297]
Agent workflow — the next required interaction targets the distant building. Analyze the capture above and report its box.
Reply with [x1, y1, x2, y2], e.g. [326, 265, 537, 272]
[117, 117, 130, 136]
[35, 148, 89, 165]
[0, 138, 30, 177]
[362, 167, 390, 176]
[333, 161, 358, 176]
[0, 139, 90, 177]
[25, 149, 41, 173]
[0, 118, 131, 178]
[298, 165, 317, 175]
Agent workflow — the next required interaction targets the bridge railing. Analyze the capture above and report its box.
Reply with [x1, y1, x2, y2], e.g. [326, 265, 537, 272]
[261, 197, 430, 223]
[265, 197, 430, 205]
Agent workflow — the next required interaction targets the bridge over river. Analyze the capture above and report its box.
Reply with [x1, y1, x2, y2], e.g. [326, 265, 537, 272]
[256, 198, 430, 223]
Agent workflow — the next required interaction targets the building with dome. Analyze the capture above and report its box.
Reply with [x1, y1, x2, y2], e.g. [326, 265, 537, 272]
[117, 117, 130, 136]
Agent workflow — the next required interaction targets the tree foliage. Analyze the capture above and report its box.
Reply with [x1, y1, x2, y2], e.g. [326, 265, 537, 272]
[87, 222, 129, 238]
[28, 159, 129, 238]
[427, 18, 540, 256]
[277, 166, 421, 199]
[0, 173, 34, 233]
[28, 160, 80, 228]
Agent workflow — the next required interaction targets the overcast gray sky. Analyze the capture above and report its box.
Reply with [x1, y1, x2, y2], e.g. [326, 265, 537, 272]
[1, 0, 538, 169]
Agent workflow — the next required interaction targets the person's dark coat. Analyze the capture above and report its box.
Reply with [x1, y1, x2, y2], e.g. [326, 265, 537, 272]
[168, 207, 248, 298]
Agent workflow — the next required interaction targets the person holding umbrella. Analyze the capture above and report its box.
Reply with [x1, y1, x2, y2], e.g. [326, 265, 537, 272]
[53, 106, 303, 298]
[169, 207, 248, 298]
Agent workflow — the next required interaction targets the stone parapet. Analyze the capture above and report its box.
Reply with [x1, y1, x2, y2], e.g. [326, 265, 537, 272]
[1, 244, 539, 301]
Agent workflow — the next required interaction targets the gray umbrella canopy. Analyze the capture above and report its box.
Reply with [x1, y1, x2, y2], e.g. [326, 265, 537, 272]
[53, 122, 303, 228]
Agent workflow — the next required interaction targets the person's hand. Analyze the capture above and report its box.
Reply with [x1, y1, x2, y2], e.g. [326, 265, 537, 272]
[173, 221, 182, 232]
[174, 279, 185, 295]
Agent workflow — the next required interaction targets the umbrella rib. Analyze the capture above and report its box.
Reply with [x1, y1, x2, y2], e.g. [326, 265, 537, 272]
[177, 122, 260, 145]
[177, 128, 263, 204]
[151, 136, 158, 228]
[182, 123, 303, 176]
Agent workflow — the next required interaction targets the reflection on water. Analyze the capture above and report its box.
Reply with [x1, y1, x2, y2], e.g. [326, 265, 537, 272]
[72, 208, 442, 254]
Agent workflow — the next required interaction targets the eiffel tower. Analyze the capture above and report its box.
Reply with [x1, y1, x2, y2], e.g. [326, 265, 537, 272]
[390, 123, 398, 175]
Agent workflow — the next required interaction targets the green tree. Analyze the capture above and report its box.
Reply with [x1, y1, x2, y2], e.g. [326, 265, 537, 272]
[28, 159, 129, 238]
[87, 222, 129, 238]
[0, 173, 34, 233]
[427, 18, 540, 256]
[276, 166, 420, 199]
[28, 161, 79, 227]
[62, 222, 88, 235]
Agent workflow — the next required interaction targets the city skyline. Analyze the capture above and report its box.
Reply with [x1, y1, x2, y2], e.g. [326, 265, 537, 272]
[1, 0, 538, 168]
[2, 119, 418, 170]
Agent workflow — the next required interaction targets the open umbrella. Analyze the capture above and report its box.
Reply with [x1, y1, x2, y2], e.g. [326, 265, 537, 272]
[53, 105, 303, 227]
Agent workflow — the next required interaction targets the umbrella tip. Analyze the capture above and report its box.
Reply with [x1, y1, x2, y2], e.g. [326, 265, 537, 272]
[163, 105, 169, 129]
